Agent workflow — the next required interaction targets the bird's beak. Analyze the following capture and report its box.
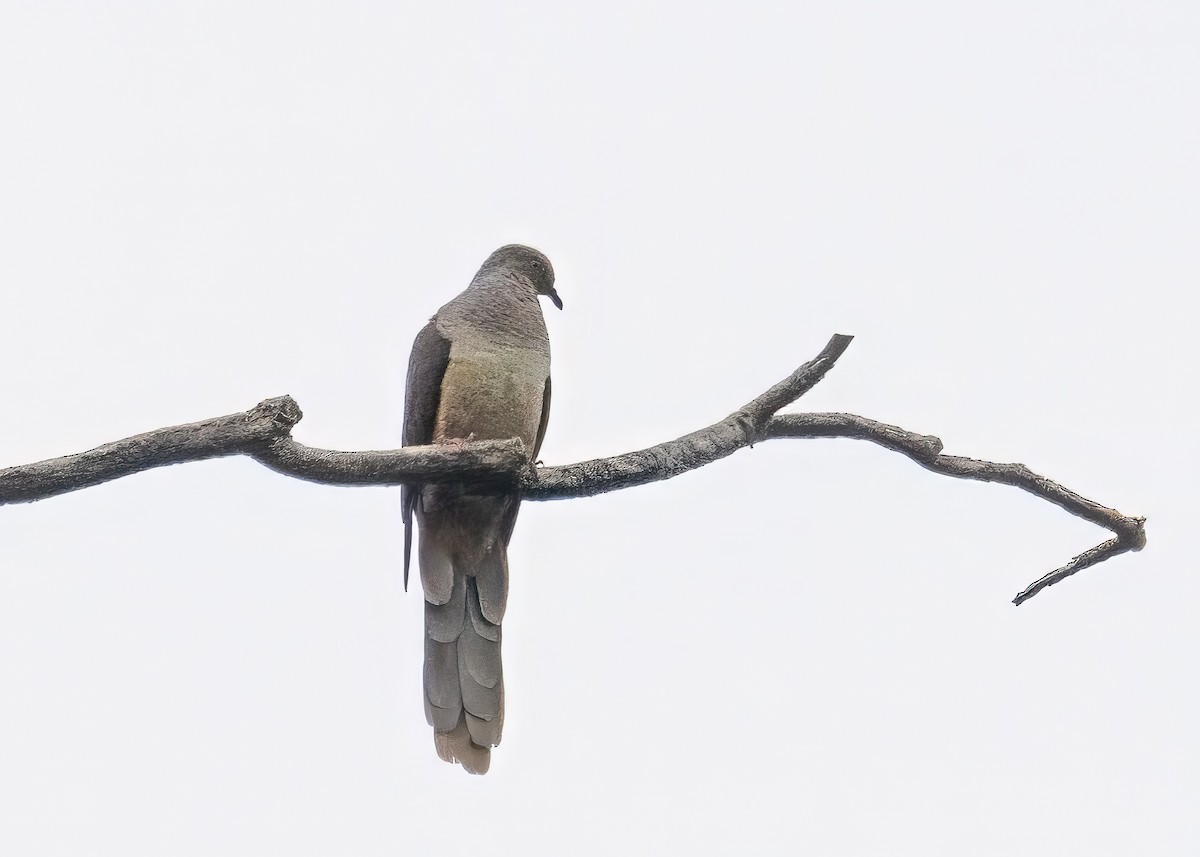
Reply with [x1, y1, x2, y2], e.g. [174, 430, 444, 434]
[547, 289, 563, 310]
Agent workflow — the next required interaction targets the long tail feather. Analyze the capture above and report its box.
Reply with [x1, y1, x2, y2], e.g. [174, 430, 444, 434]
[422, 541, 506, 775]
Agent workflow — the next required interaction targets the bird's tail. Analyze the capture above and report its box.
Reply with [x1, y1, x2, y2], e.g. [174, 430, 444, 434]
[421, 535, 506, 775]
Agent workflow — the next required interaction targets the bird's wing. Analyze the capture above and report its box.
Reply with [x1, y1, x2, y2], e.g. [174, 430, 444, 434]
[402, 317, 452, 590]
[531, 375, 551, 461]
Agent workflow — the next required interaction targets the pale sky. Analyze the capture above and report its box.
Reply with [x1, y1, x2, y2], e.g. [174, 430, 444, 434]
[1, 2, 1197, 855]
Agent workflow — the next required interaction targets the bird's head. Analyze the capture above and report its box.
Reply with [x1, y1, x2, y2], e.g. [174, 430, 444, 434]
[479, 244, 562, 310]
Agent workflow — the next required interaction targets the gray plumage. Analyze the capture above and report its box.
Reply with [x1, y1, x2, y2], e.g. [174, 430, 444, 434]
[402, 245, 560, 774]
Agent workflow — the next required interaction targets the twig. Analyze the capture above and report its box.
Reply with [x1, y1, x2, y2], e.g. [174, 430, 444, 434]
[762, 413, 1146, 603]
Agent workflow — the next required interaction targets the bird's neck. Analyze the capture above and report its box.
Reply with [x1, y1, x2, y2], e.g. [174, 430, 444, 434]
[454, 279, 548, 346]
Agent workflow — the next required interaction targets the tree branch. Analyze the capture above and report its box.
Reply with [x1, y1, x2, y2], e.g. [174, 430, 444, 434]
[0, 333, 1145, 604]
[0, 395, 530, 504]
[522, 334, 854, 499]
[760, 412, 1146, 604]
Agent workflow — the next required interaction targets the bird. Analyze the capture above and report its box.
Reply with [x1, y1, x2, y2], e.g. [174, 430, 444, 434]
[402, 244, 561, 774]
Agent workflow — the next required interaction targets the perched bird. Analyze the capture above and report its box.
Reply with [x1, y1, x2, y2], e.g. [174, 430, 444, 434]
[402, 245, 561, 774]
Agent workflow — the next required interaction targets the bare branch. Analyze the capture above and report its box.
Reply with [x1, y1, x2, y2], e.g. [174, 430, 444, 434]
[1011, 538, 1134, 606]
[765, 412, 945, 460]
[765, 412, 1147, 603]
[0, 396, 529, 506]
[254, 435, 527, 493]
[0, 332, 1145, 604]
[523, 334, 854, 499]
[0, 396, 300, 505]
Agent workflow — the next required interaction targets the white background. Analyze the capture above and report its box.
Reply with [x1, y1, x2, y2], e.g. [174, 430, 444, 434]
[1, 2, 1196, 855]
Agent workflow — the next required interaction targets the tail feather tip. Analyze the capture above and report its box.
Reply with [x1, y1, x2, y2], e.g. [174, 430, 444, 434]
[434, 725, 491, 775]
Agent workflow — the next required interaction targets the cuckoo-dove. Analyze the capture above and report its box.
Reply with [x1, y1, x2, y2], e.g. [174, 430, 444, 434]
[402, 245, 561, 774]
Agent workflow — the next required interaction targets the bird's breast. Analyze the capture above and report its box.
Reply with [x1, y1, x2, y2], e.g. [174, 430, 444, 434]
[434, 343, 549, 452]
